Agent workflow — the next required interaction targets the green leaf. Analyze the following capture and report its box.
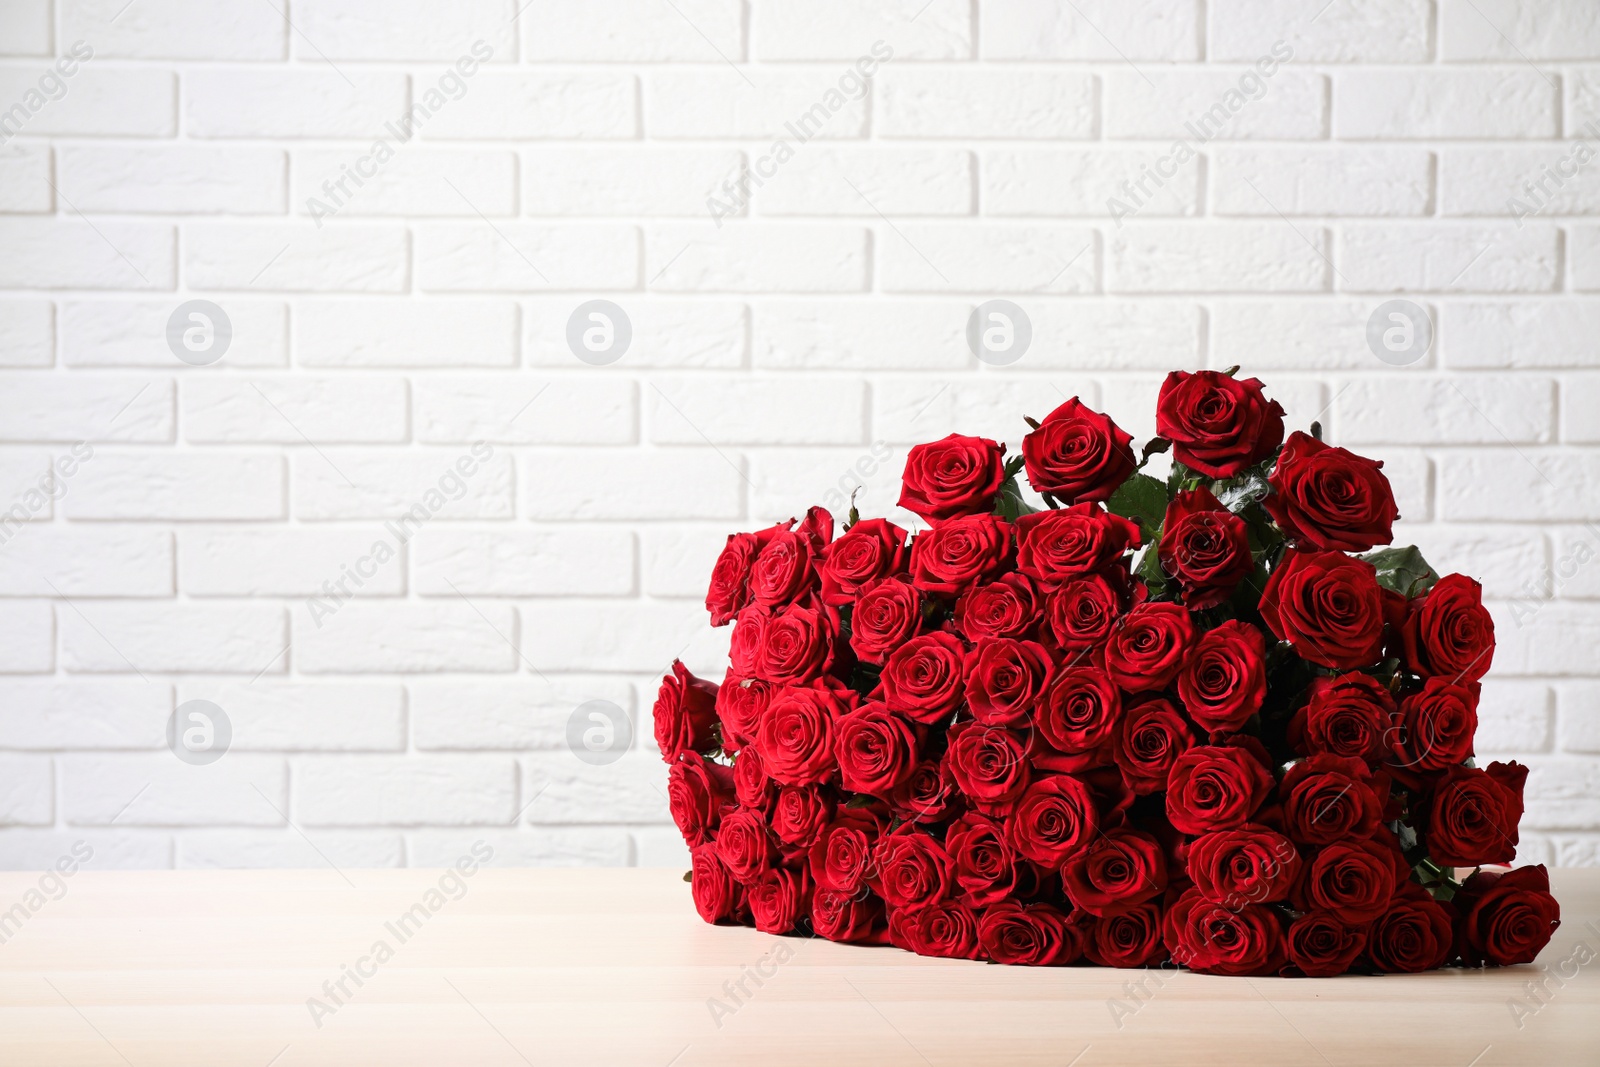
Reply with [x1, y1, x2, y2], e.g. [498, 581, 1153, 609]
[1133, 543, 1169, 595]
[1002, 453, 1027, 480]
[682, 870, 693, 882]
[1212, 468, 1272, 514]
[846, 794, 877, 810]
[1136, 436, 1171, 471]
[1106, 472, 1169, 540]
[1360, 545, 1440, 598]
[993, 475, 1038, 522]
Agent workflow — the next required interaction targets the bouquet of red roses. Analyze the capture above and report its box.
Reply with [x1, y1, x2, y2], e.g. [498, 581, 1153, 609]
[654, 369, 1561, 975]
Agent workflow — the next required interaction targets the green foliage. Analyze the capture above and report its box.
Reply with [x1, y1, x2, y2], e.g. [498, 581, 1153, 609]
[1360, 545, 1440, 598]
[1106, 472, 1169, 541]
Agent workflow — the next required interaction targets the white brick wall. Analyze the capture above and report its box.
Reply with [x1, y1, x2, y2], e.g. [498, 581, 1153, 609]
[0, 0, 1597, 871]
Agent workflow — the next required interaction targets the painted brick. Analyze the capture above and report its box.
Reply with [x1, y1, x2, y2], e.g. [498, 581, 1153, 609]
[646, 225, 867, 292]
[183, 224, 409, 293]
[0, 300, 52, 367]
[178, 682, 406, 752]
[1212, 0, 1432, 62]
[58, 145, 286, 215]
[182, 377, 409, 444]
[0, 143, 51, 212]
[522, 148, 744, 217]
[524, 298, 746, 369]
[292, 0, 516, 61]
[292, 149, 516, 220]
[985, 149, 1200, 219]
[59, 603, 287, 674]
[63, 0, 287, 59]
[648, 376, 865, 445]
[291, 450, 514, 521]
[1335, 376, 1555, 445]
[1110, 224, 1329, 293]
[0, 681, 168, 750]
[880, 224, 1099, 294]
[1336, 70, 1558, 139]
[295, 299, 517, 368]
[1104, 70, 1326, 140]
[980, 1, 1200, 61]
[1443, 301, 1600, 369]
[184, 70, 407, 139]
[878, 70, 1096, 139]
[753, 299, 971, 371]
[296, 755, 518, 826]
[66, 454, 285, 521]
[413, 377, 636, 445]
[757, 148, 974, 217]
[418, 72, 636, 140]
[293, 602, 518, 674]
[415, 224, 638, 292]
[412, 529, 636, 597]
[520, 0, 742, 62]
[0, 375, 172, 442]
[0, 220, 175, 290]
[521, 450, 743, 521]
[1213, 147, 1433, 216]
[62, 754, 287, 826]
[62, 300, 287, 368]
[410, 677, 633, 750]
[1339, 224, 1559, 293]
[0, 528, 172, 597]
[0, 602, 54, 674]
[646, 70, 868, 139]
[0, 68, 175, 137]
[753, 0, 969, 60]
[178, 528, 406, 598]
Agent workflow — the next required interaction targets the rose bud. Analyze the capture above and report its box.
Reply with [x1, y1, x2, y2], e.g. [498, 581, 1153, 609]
[667, 752, 735, 847]
[945, 812, 1020, 908]
[978, 901, 1078, 966]
[1044, 570, 1127, 652]
[1105, 602, 1196, 693]
[1114, 696, 1196, 796]
[819, 517, 909, 605]
[1280, 753, 1387, 847]
[690, 843, 747, 925]
[946, 721, 1032, 817]
[748, 866, 811, 935]
[1453, 864, 1562, 967]
[1178, 619, 1268, 736]
[878, 632, 968, 724]
[1020, 396, 1136, 505]
[1290, 834, 1409, 926]
[756, 682, 858, 787]
[1060, 827, 1167, 916]
[706, 523, 787, 626]
[1006, 774, 1100, 867]
[1015, 504, 1141, 587]
[1401, 573, 1495, 684]
[1287, 673, 1395, 763]
[808, 810, 882, 895]
[715, 807, 776, 884]
[1259, 549, 1386, 670]
[964, 638, 1054, 728]
[1162, 887, 1286, 976]
[653, 660, 720, 763]
[888, 900, 982, 960]
[848, 577, 921, 665]
[1265, 431, 1399, 553]
[1185, 824, 1301, 909]
[1425, 761, 1527, 867]
[1390, 677, 1478, 774]
[956, 572, 1044, 642]
[811, 888, 888, 945]
[834, 701, 920, 797]
[1285, 913, 1368, 977]
[771, 784, 834, 850]
[1365, 883, 1455, 973]
[871, 827, 955, 909]
[897, 433, 1007, 522]
[1038, 664, 1121, 758]
[1165, 741, 1274, 836]
[1158, 487, 1253, 609]
[909, 513, 1014, 595]
[1155, 369, 1285, 479]
[1085, 902, 1168, 968]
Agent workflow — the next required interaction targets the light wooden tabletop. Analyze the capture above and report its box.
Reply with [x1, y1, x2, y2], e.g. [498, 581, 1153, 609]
[0, 866, 1593, 1066]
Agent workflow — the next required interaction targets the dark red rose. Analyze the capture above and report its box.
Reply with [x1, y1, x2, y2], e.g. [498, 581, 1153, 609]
[727, 603, 767, 677]
[1402, 573, 1495, 684]
[1287, 673, 1395, 763]
[891, 758, 959, 824]
[1020, 396, 1136, 505]
[1085, 902, 1168, 967]
[653, 659, 719, 763]
[808, 811, 881, 895]
[878, 632, 967, 724]
[1158, 487, 1252, 609]
[1038, 664, 1121, 758]
[898, 434, 1007, 522]
[1185, 825, 1301, 909]
[1366, 883, 1455, 973]
[956, 573, 1043, 642]
[812, 888, 888, 944]
[749, 508, 831, 607]
[978, 901, 1078, 966]
[733, 743, 774, 811]
[1390, 677, 1478, 773]
[1280, 754, 1386, 848]
[1006, 774, 1099, 866]
[1105, 602, 1196, 693]
[1165, 741, 1274, 836]
[706, 523, 788, 625]
[757, 682, 856, 786]
[909, 513, 1013, 595]
[872, 827, 955, 909]
[1259, 549, 1386, 670]
[964, 638, 1054, 727]
[1014, 505, 1140, 586]
[889, 900, 981, 960]
[946, 721, 1031, 816]
[755, 599, 838, 686]
[946, 812, 1019, 908]
[690, 842, 746, 925]
[1061, 827, 1166, 916]
[834, 701, 920, 796]
[1290, 834, 1407, 925]
[715, 807, 776, 884]
[771, 784, 834, 849]
[715, 676, 771, 754]
[1163, 887, 1286, 976]
[1265, 431, 1398, 553]
[667, 752, 734, 847]
[820, 518, 909, 605]
[1155, 369, 1285, 479]
[749, 866, 811, 934]
[1044, 570, 1127, 651]
[1454, 864, 1562, 967]
[1426, 761, 1526, 867]
[1285, 912, 1368, 977]
[848, 577, 921, 665]
[1177, 620, 1268, 735]
[1114, 696, 1196, 796]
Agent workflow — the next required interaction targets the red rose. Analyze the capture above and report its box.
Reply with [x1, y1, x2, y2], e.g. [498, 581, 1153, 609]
[755, 599, 838, 686]
[1006, 774, 1099, 866]
[946, 813, 1019, 907]
[1165, 741, 1274, 836]
[1287, 673, 1395, 763]
[1290, 834, 1408, 925]
[1285, 912, 1368, 977]
[1390, 677, 1478, 773]
[1014, 505, 1140, 586]
[1038, 664, 1121, 758]
[834, 702, 920, 796]
[964, 638, 1054, 727]
[715, 807, 776, 884]
[667, 752, 734, 847]
[808, 812, 881, 895]
[749, 866, 811, 934]
[1185, 825, 1301, 909]
[1177, 620, 1267, 735]
[1104, 602, 1196, 693]
[1114, 696, 1196, 796]
[1425, 761, 1526, 867]
[889, 900, 981, 960]
[820, 518, 908, 605]
[946, 721, 1031, 816]
[848, 577, 920, 665]
[1158, 487, 1252, 609]
[714, 676, 770, 754]
[727, 603, 767, 677]
[812, 888, 887, 944]
[978, 901, 1078, 966]
[955, 573, 1043, 642]
[1155, 369, 1285, 479]
[909, 513, 1013, 595]
[757, 682, 856, 786]
[653, 659, 719, 763]
[733, 744, 774, 811]
[872, 827, 955, 909]
[897, 433, 1006, 521]
[1265, 431, 1398, 553]
[1085, 902, 1168, 967]
[1280, 754, 1386, 847]
[1020, 396, 1136, 505]
[749, 509, 831, 607]
[1060, 827, 1166, 916]
[1454, 864, 1562, 967]
[891, 758, 959, 824]
[1163, 887, 1286, 976]
[690, 843, 746, 925]
[1044, 571, 1128, 652]
[1366, 883, 1454, 973]
[1402, 573, 1495, 684]
[1259, 549, 1385, 670]
[771, 784, 834, 849]
[878, 632, 967, 724]
[706, 523, 787, 625]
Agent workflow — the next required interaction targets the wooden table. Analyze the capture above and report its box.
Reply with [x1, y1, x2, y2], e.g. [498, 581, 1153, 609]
[0, 867, 1594, 1066]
